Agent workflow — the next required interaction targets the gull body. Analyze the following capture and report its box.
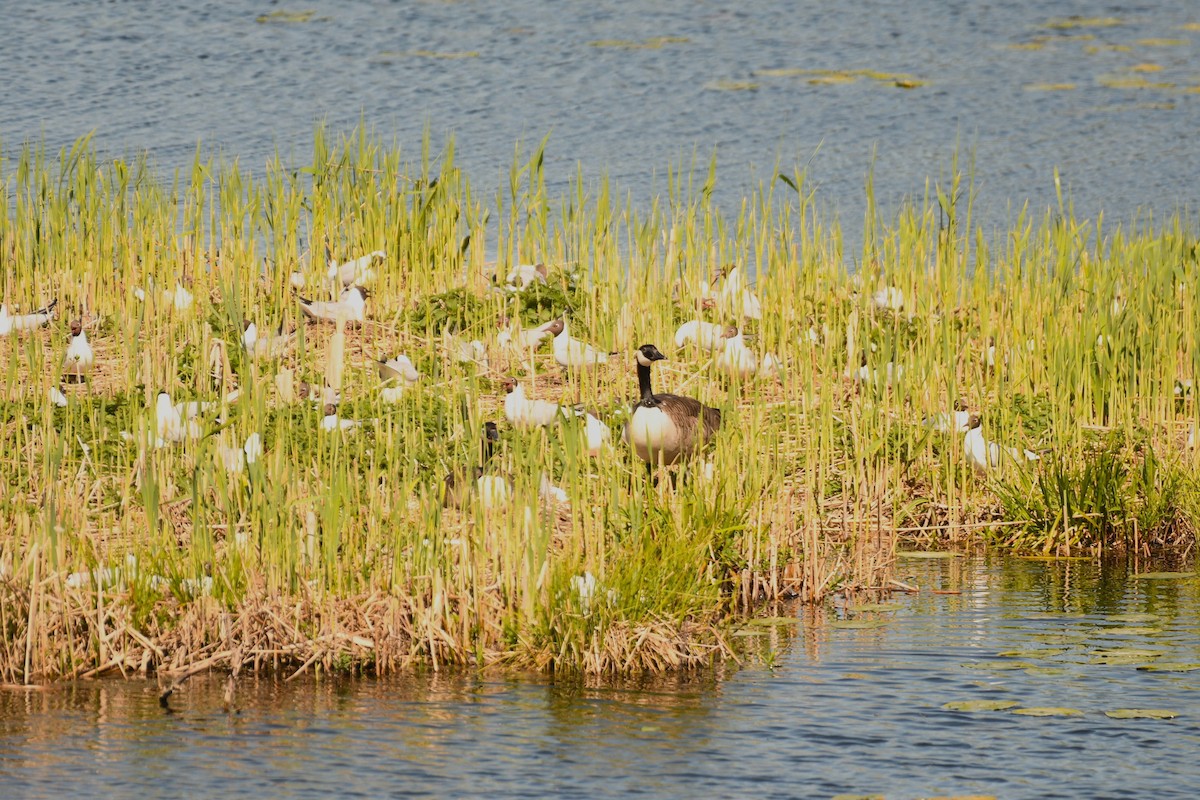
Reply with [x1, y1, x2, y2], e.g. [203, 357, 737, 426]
[377, 354, 420, 385]
[0, 299, 57, 335]
[503, 263, 548, 290]
[872, 286, 904, 312]
[155, 392, 203, 445]
[925, 400, 971, 433]
[498, 318, 564, 351]
[299, 286, 368, 324]
[63, 319, 94, 380]
[714, 266, 762, 320]
[242, 320, 295, 360]
[674, 320, 737, 351]
[554, 319, 612, 369]
[963, 414, 1039, 473]
[327, 247, 383, 288]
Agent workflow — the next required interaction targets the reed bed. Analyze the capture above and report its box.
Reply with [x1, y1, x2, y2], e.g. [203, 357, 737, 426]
[0, 129, 1196, 683]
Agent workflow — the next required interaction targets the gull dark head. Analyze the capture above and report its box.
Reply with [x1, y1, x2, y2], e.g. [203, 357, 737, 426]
[69, 318, 83, 337]
[500, 377, 518, 395]
[967, 412, 983, 430]
[483, 421, 501, 443]
[636, 344, 667, 367]
[546, 319, 566, 336]
[953, 398, 969, 412]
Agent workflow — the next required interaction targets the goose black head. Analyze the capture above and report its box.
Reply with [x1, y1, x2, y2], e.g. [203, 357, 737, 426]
[636, 344, 667, 367]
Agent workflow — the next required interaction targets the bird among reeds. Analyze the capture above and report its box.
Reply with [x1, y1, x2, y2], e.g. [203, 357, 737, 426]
[625, 344, 721, 466]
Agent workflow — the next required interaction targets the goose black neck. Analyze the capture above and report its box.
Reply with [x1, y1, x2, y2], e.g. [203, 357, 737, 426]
[637, 361, 655, 403]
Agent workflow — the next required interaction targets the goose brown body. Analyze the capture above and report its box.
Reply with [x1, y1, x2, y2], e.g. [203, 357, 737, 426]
[625, 344, 721, 466]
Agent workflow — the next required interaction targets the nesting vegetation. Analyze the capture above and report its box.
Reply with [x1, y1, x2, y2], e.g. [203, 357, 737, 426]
[0, 129, 1197, 684]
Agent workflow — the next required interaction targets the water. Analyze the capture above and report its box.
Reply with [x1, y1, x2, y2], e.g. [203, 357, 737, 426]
[3, 556, 1199, 799]
[3, 0, 1200, 240]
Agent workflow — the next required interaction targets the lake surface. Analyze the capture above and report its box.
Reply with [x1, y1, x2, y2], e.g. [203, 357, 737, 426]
[2, 556, 1199, 799]
[3, 0, 1200, 243]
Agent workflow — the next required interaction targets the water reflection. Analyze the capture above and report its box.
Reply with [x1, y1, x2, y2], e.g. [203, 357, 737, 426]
[2, 557, 1199, 798]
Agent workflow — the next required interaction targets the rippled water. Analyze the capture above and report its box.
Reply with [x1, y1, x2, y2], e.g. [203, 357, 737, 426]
[2, 557, 1199, 799]
[3, 0, 1200, 235]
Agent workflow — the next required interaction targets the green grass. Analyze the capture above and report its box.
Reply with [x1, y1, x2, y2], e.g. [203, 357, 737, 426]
[0, 126, 1197, 682]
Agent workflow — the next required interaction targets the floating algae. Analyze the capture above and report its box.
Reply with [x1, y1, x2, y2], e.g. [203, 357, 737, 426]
[943, 699, 1021, 712]
[1105, 708, 1179, 719]
[1011, 707, 1084, 717]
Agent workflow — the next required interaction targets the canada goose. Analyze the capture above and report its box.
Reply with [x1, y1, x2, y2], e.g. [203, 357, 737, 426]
[299, 286, 368, 324]
[554, 318, 613, 370]
[924, 399, 971, 433]
[242, 320, 295, 360]
[443, 422, 511, 509]
[625, 344, 721, 466]
[674, 319, 738, 351]
[326, 244, 383, 289]
[0, 298, 57, 336]
[713, 266, 762, 320]
[63, 319, 94, 380]
[963, 413, 1039, 473]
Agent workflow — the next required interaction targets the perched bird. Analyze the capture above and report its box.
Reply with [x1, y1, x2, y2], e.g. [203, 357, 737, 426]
[502, 378, 612, 455]
[872, 285, 904, 313]
[289, 270, 307, 290]
[320, 403, 364, 433]
[0, 299, 57, 336]
[847, 352, 904, 386]
[674, 320, 737, 351]
[218, 432, 263, 475]
[378, 354, 419, 403]
[377, 354, 420, 385]
[625, 344, 722, 466]
[63, 319, 94, 381]
[717, 330, 758, 379]
[963, 413, 1039, 473]
[554, 318, 613, 370]
[241, 320, 295, 360]
[925, 399, 971, 433]
[299, 286, 368, 324]
[297, 381, 341, 407]
[443, 331, 488, 369]
[49, 385, 68, 407]
[497, 317, 564, 351]
[501, 263, 548, 290]
[443, 422, 511, 510]
[503, 378, 565, 428]
[155, 392, 204, 446]
[327, 245, 383, 289]
[713, 266, 762, 320]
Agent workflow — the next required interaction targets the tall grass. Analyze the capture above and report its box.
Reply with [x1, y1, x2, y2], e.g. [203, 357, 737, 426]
[0, 127, 1196, 683]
